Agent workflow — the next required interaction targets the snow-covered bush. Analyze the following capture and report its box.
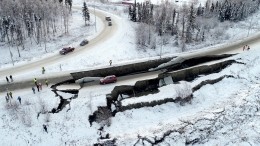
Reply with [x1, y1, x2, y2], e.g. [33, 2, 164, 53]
[39, 99, 48, 114]
[20, 107, 32, 127]
[175, 82, 192, 99]
[24, 99, 31, 106]
[5, 101, 19, 111]
[45, 113, 51, 123]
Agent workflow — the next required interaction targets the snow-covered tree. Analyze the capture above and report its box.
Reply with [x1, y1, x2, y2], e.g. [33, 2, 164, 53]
[186, 4, 196, 43]
[0, 0, 71, 54]
[82, 2, 90, 25]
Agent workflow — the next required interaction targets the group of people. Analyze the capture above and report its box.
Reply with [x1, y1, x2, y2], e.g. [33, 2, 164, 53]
[32, 78, 49, 93]
[243, 45, 250, 51]
[5, 90, 13, 103]
[5, 90, 21, 104]
[3, 68, 50, 133]
[5, 75, 13, 83]
[4, 76, 49, 105]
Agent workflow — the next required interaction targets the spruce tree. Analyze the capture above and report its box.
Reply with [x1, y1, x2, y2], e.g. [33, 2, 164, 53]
[186, 4, 196, 43]
[82, 2, 90, 25]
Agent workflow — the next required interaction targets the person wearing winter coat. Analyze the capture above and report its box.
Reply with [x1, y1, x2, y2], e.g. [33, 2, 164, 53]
[43, 124, 48, 133]
[45, 79, 49, 87]
[5, 96, 9, 103]
[17, 96, 21, 104]
[32, 87, 35, 94]
[6, 76, 9, 83]
[36, 84, 40, 92]
[6, 92, 10, 99]
[42, 67, 46, 74]
[39, 83, 42, 90]
[10, 75, 13, 82]
[9, 92, 13, 99]
[34, 78, 37, 86]
[109, 60, 112, 66]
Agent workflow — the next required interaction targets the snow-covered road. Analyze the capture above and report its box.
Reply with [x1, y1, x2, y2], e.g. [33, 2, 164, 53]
[0, 7, 118, 80]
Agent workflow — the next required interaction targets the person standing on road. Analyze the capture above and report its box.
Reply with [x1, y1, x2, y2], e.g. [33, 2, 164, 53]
[10, 75, 13, 82]
[36, 84, 40, 92]
[32, 87, 35, 94]
[5, 96, 9, 103]
[6, 92, 10, 99]
[6, 76, 9, 83]
[34, 78, 38, 86]
[109, 60, 112, 66]
[17, 96, 21, 104]
[42, 67, 46, 74]
[9, 91, 13, 99]
[39, 83, 42, 90]
[45, 79, 49, 87]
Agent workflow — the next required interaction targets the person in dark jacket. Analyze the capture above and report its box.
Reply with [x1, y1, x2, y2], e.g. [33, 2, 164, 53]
[10, 75, 13, 82]
[17, 96, 21, 104]
[43, 124, 48, 133]
[6, 76, 9, 83]
[5, 96, 9, 103]
[32, 87, 35, 94]
[36, 84, 40, 92]
[6, 92, 10, 99]
[42, 67, 46, 74]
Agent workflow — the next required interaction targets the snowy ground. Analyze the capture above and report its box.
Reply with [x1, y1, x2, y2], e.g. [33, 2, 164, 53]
[0, 45, 259, 145]
[1, 0, 260, 145]
[108, 0, 209, 6]
[1, 0, 260, 78]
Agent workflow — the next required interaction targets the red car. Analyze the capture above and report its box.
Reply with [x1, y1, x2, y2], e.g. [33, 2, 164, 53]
[100, 75, 117, 84]
[59, 47, 75, 55]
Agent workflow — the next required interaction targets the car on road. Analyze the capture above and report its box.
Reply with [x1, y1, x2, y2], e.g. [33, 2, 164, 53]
[105, 16, 111, 21]
[108, 21, 112, 26]
[100, 75, 117, 84]
[80, 39, 89, 46]
[59, 47, 75, 55]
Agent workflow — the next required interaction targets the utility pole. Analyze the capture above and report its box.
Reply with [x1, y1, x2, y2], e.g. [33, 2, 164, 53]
[94, 1, 97, 33]
[160, 36, 163, 59]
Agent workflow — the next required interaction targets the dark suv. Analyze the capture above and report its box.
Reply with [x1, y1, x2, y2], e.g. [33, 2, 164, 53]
[108, 21, 112, 26]
[59, 47, 75, 55]
[100, 75, 117, 84]
[105, 16, 111, 21]
[80, 39, 89, 46]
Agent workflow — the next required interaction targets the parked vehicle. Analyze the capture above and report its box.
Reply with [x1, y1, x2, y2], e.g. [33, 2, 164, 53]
[80, 39, 89, 46]
[108, 21, 112, 26]
[59, 47, 75, 55]
[105, 16, 111, 21]
[100, 75, 117, 84]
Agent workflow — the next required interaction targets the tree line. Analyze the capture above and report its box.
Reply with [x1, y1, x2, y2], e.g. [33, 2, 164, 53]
[0, 0, 72, 57]
[130, 0, 260, 51]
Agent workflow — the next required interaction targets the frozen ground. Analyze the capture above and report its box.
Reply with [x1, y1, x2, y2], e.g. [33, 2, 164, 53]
[0, 45, 259, 145]
[0, 0, 260, 145]
[1, 0, 260, 78]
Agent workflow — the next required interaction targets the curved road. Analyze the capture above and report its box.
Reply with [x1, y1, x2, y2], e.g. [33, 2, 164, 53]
[0, 6, 118, 78]
[1, 5, 260, 91]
